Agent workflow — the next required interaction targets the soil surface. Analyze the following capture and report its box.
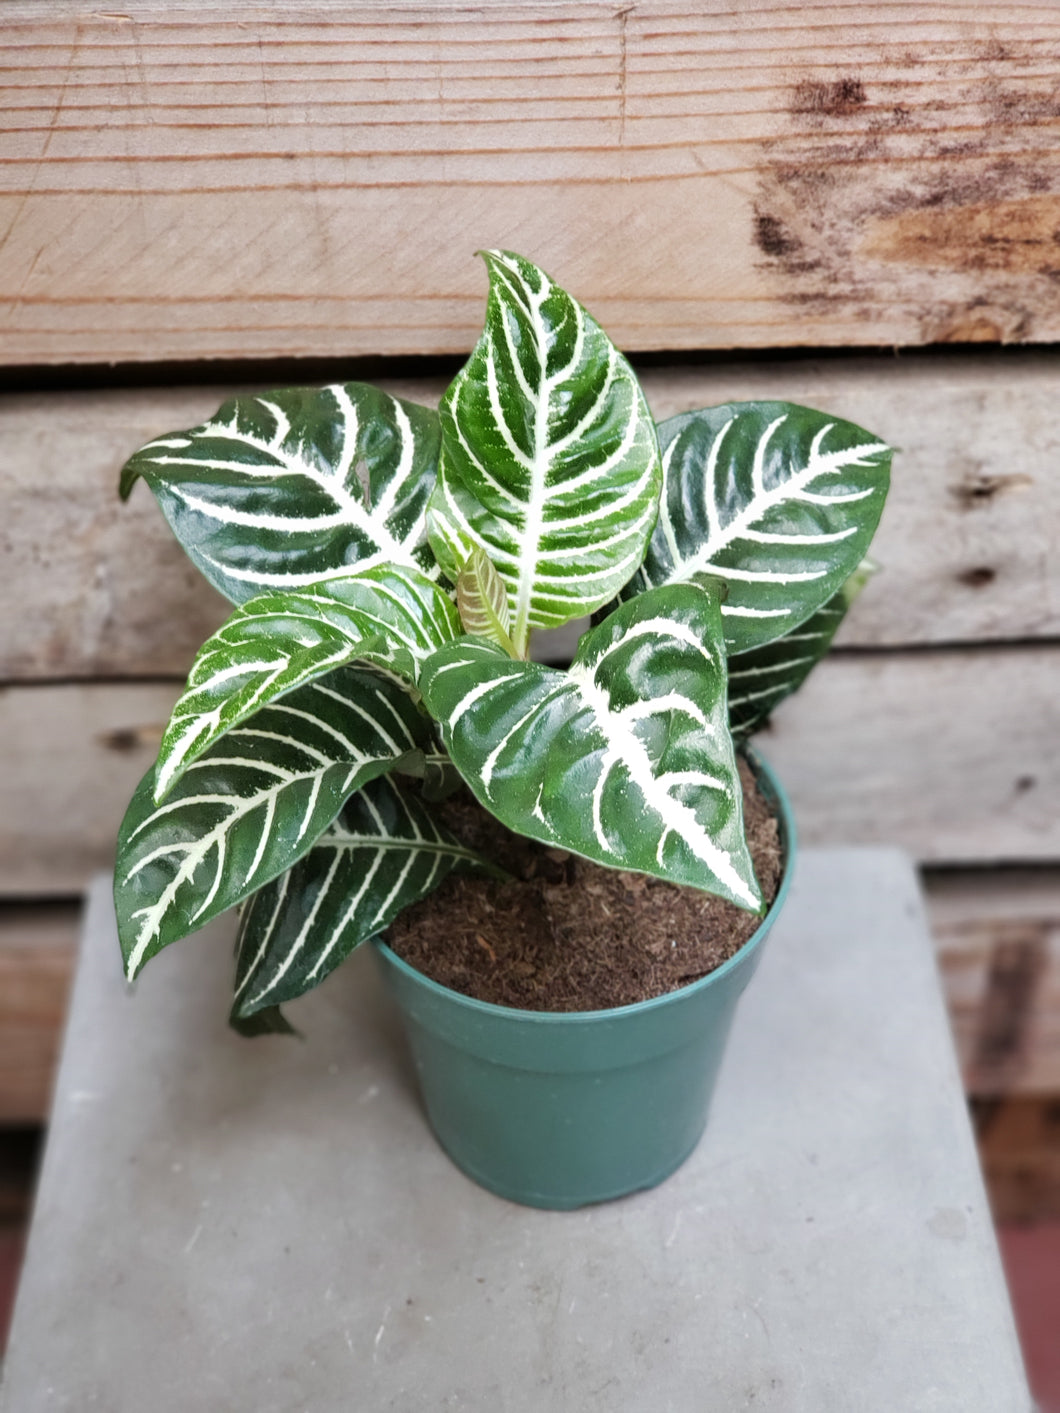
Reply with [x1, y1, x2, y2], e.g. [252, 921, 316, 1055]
[386, 758, 784, 1012]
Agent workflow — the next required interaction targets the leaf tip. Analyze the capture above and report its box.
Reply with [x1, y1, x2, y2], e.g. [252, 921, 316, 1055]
[476, 247, 539, 288]
[229, 1002, 301, 1039]
[734, 868, 765, 917]
[119, 936, 143, 984]
[151, 763, 176, 807]
[117, 460, 141, 502]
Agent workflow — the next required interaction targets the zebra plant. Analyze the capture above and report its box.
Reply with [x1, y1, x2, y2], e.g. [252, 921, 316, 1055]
[114, 250, 891, 1033]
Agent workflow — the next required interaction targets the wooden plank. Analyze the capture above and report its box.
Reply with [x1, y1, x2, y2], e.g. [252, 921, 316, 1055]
[0, 904, 78, 1123]
[0, 388, 234, 680]
[762, 647, 1059, 865]
[0, 682, 175, 896]
[3, 352, 1058, 679]
[5, 3, 1060, 363]
[644, 357, 1060, 650]
[973, 1097, 1060, 1223]
[925, 870, 1060, 1097]
[1, 646, 1057, 896]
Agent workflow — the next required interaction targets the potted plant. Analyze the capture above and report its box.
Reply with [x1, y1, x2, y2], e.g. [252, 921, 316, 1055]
[114, 250, 890, 1207]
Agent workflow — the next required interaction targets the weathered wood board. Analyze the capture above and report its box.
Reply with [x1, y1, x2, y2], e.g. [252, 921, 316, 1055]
[5, 3, 1060, 363]
[761, 648, 1058, 865]
[3, 352, 1057, 678]
[925, 870, 1060, 1099]
[0, 904, 77, 1123]
[0, 682, 170, 896]
[973, 1096, 1060, 1223]
[2, 648, 1055, 897]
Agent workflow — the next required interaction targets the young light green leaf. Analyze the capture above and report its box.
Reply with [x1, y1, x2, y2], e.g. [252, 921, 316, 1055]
[231, 775, 494, 1021]
[420, 580, 762, 912]
[393, 749, 466, 801]
[455, 545, 516, 654]
[427, 250, 662, 656]
[120, 383, 441, 604]
[114, 667, 432, 980]
[625, 402, 890, 653]
[728, 560, 875, 739]
[152, 565, 459, 801]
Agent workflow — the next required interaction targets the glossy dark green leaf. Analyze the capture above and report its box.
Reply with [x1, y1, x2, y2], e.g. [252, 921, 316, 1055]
[728, 561, 875, 738]
[231, 776, 493, 1020]
[152, 565, 459, 800]
[625, 402, 890, 652]
[121, 382, 440, 604]
[421, 579, 761, 911]
[114, 667, 432, 979]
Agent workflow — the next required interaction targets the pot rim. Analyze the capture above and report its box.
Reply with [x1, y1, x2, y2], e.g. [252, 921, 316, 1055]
[374, 744, 795, 1026]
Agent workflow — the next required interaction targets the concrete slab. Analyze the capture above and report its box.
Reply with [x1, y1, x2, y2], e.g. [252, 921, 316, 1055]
[1, 850, 1032, 1411]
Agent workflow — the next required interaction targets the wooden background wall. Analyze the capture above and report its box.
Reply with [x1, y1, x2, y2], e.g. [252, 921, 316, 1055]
[2, 3, 1058, 1181]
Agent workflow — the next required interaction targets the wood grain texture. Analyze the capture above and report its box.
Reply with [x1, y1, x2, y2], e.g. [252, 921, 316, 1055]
[0, 387, 233, 680]
[0, 904, 78, 1122]
[974, 1097, 1060, 1223]
[3, 352, 1058, 678]
[925, 870, 1060, 1097]
[762, 646, 1058, 866]
[0, 682, 173, 896]
[1, 647, 1055, 895]
[4, 2, 1060, 362]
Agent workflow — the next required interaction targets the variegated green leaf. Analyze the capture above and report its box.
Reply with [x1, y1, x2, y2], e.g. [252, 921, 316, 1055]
[455, 546, 515, 654]
[728, 561, 874, 739]
[114, 668, 432, 979]
[231, 775, 492, 1020]
[120, 383, 440, 604]
[427, 250, 662, 656]
[153, 565, 459, 801]
[421, 579, 761, 911]
[625, 402, 890, 652]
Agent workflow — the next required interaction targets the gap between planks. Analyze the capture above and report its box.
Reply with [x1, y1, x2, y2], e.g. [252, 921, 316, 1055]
[2, 352, 1058, 679]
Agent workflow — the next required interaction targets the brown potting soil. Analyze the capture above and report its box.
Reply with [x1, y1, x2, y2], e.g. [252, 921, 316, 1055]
[386, 757, 784, 1012]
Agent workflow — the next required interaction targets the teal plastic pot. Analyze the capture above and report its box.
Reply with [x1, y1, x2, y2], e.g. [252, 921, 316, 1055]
[374, 751, 794, 1210]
